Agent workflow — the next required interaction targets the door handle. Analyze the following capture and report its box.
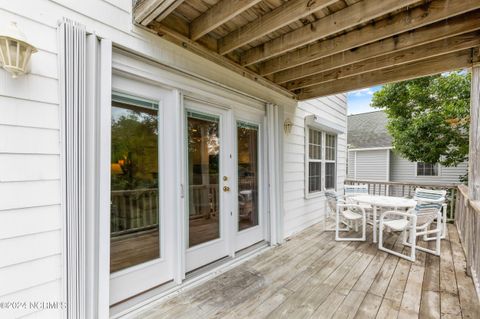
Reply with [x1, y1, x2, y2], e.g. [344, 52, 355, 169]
[223, 186, 230, 192]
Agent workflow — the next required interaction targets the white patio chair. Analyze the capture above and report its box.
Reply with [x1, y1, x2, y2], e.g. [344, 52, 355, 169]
[331, 194, 367, 242]
[378, 203, 443, 262]
[414, 188, 447, 240]
[324, 191, 348, 232]
[344, 184, 373, 222]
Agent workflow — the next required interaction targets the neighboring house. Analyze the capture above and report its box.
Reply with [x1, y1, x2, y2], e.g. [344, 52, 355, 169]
[347, 111, 468, 184]
[0, 3, 346, 318]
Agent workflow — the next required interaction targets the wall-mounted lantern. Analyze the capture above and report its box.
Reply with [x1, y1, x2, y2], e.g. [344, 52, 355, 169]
[0, 22, 37, 78]
[284, 118, 293, 135]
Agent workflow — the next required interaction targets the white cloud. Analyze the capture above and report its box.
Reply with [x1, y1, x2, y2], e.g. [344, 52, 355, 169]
[348, 88, 375, 97]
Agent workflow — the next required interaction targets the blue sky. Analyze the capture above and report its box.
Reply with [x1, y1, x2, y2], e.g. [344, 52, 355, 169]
[347, 85, 382, 115]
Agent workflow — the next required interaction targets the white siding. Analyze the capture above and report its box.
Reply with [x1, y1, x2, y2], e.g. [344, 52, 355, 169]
[0, 0, 297, 316]
[390, 152, 467, 184]
[283, 95, 348, 238]
[347, 150, 355, 179]
[0, 3, 62, 317]
[352, 150, 390, 181]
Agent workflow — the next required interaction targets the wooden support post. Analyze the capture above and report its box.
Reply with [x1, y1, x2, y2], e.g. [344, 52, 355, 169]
[469, 62, 480, 201]
[467, 57, 480, 278]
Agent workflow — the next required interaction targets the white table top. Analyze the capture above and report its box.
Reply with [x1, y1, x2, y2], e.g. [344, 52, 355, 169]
[351, 195, 417, 208]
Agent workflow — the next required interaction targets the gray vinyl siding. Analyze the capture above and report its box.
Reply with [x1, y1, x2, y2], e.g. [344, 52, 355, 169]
[347, 151, 355, 179]
[390, 152, 467, 183]
[352, 150, 389, 181]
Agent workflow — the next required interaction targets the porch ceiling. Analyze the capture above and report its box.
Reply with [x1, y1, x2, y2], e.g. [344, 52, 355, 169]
[134, 0, 480, 100]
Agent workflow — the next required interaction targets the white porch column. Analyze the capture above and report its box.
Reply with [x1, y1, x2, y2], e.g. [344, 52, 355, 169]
[266, 103, 284, 245]
[469, 63, 480, 200]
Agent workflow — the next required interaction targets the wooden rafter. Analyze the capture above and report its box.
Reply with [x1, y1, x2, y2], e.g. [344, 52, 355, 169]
[260, 0, 480, 75]
[218, 0, 338, 55]
[147, 22, 296, 99]
[296, 49, 475, 100]
[190, 0, 262, 41]
[274, 10, 480, 84]
[240, 0, 420, 66]
[134, 0, 185, 26]
[285, 32, 480, 90]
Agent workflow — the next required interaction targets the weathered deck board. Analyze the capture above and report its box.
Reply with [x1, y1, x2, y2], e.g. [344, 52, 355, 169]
[133, 223, 479, 319]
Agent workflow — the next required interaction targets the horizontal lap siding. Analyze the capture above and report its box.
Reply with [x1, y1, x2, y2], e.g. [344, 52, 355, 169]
[283, 95, 347, 238]
[0, 7, 62, 319]
[354, 150, 389, 181]
[0, 0, 297, 316]
[347, 151, 355, 179]
[390, 152, 468, 183]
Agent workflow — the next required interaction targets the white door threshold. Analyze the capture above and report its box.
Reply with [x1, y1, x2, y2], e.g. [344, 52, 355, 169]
[111, 241, 271, 318]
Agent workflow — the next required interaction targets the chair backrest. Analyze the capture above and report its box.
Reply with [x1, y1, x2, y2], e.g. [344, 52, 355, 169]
[344, 184, 369, 197]
[413, 202, 443, 227]
[325, 191, 339, 214]
[414, 188, 446, 203]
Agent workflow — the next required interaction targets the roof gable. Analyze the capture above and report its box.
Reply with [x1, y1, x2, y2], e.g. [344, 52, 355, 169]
[347, 111, 392, 149]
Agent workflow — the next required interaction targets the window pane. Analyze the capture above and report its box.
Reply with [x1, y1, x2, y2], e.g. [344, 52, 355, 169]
[325, 163, 336, 189]
[110, 99, 159, 273]
[237, 122, 259, 231]
[325, 134, 336, 161]
[417, 162, 438, 176]
[309, 128, 322, 160]
[309, 162, 322, 193]
[187, 112, 221, 247]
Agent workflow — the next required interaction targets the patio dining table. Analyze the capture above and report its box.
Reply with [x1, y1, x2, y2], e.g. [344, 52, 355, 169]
[350, 195, 417, 243]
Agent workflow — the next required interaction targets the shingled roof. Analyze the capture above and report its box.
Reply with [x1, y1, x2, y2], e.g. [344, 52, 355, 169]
[347, 111, 392, 149]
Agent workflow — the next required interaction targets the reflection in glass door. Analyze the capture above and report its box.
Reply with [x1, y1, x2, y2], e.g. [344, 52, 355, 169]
[186, 112, 221, 247]
[234, 115, 265, 252]
[110, 96, 160, 273]
[237, 122, 259, 231]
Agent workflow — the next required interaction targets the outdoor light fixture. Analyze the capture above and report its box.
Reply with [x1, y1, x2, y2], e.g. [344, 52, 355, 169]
[0, 22, 37, 78]
[284, 118, 293, 135]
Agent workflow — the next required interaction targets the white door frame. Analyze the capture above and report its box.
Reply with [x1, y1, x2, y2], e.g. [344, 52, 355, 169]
[91, 49, 285, 316]
[108, 75, 177, 305]
[183, 97, 234, 272]
[233, 108, 268, 251]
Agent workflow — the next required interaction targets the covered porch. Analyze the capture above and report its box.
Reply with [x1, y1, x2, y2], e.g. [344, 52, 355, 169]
[131, 221, 479, 319]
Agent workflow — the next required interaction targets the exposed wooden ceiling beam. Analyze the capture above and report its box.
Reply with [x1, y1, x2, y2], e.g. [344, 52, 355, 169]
[134, 0, 185, 26]
[147, 22, 296, 99]
[260, 0, 480, 75]
[239, 0, 420, 66]
[286, 32, 480, 90]
[296, 49, 475, 100]
[274, 11, 480, 84]
[218, 0, 338, 55]
[190, 0, 262, 41]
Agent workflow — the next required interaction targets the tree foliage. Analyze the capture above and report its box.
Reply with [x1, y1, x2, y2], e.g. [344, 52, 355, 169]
[371, 71, 471, 167]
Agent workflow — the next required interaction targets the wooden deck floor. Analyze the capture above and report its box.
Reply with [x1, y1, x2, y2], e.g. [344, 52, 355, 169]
[134, 224, 479, 319]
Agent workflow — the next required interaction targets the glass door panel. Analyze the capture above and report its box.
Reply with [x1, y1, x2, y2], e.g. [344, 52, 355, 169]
[187, 112, 221, 247]
[110, 96, 160, 273]
[237, 122, 259, 231]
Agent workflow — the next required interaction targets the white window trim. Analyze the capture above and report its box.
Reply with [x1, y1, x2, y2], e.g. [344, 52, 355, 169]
[304, 117, 340, 199]
[415, 161, 442, 177]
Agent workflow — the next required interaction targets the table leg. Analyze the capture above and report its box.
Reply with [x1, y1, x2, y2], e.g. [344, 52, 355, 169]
[373, 205, 377, 243]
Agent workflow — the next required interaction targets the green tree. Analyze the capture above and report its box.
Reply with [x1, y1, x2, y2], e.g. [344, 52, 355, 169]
[371, 71, 471, 167]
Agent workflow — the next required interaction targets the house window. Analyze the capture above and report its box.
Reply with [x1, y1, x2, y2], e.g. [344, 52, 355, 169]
[307, 128, 337, 195]
[417, 162, 439, 176]
[325, 133, 337, 189]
